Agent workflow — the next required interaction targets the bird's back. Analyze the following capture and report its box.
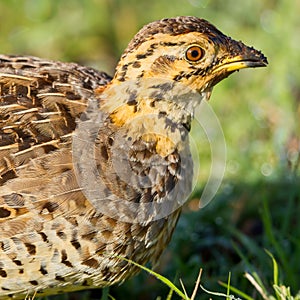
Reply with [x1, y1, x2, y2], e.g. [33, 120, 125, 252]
[0, 55, 112, 184]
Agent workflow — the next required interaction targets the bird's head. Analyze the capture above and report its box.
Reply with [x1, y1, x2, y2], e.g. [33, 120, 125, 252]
[102, 16, 268, 128]
[113, 16, 268, 97]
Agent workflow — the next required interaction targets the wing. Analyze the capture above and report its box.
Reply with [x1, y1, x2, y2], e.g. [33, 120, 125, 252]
[0, 54, 112, 233]
[0, 54, 112, 185]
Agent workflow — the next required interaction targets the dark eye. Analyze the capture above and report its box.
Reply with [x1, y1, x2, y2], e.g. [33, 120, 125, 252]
[185, 45, 205, 62]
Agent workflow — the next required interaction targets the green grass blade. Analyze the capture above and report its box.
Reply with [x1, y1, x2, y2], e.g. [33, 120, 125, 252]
[219, 281, 254, 300]
[116, 256, 189, 299]
[265, 249, 279, 286]
[166, 288, 174, 300]
[226, 272, 231, 300]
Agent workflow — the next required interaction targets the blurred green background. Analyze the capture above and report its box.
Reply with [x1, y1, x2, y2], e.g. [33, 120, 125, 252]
[0, 0, 299, 299]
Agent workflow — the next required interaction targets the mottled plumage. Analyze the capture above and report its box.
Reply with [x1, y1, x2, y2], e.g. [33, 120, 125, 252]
[0, 16, 267, 299]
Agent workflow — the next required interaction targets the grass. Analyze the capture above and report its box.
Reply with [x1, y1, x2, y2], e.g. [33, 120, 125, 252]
[220, 251, 300, 300]
[100, 249, 300, 300]
[0, 0, 299, 299]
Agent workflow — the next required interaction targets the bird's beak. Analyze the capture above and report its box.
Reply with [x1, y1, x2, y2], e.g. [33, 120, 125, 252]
[212, 54, 268, 74]
[212, 38, 268, 75]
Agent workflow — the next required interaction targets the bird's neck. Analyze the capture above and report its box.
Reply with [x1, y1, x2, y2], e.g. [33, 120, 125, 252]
[98, 77, 205, 129]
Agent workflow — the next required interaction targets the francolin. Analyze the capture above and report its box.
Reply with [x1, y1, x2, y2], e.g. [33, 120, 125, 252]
[0, 16, 267, 299]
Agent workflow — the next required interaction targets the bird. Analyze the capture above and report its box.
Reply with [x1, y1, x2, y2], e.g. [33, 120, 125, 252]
[0, 16, 267, 299]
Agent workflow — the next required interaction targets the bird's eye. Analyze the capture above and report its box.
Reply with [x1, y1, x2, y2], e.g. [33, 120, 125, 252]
[185, 45, 205, 62]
